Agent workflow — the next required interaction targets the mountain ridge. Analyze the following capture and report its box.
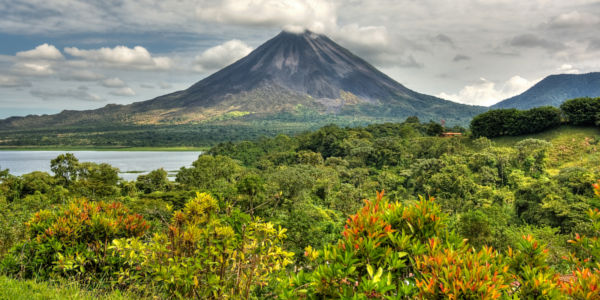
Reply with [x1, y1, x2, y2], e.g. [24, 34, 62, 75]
[492, 72, 600, 109]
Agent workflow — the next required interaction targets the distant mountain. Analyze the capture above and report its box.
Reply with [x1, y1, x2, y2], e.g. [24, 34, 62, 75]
[492, 72, 600, 109]
[0, 30, 484, 134]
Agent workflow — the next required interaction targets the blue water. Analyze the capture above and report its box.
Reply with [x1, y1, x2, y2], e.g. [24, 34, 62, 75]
[0, 151, 202, 181]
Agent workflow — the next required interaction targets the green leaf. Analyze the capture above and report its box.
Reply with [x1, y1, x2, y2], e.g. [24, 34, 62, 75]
[366, 264, 374, 277]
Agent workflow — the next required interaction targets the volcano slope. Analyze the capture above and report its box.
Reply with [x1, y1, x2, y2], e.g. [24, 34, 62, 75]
[0, 30, 485, 147]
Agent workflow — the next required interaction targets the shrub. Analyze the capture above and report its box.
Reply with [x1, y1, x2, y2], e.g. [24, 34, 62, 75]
[560, 97, 600, 126]
[112, 192, 293, 299]
[1, 199, 149, 281]
[279, 192, 455, 299]
[557, 181, 600, 298]
[471, 109, 520, 138]
[414, 243, 512, 299]
[470, 107, 562, 138]
[506, 235, 561, 299]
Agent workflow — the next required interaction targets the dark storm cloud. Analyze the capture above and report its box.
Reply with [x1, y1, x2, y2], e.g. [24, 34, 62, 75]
[453, 54, 470, 62]
[509, 34, 566, 51]
[434, 34, 455, 48]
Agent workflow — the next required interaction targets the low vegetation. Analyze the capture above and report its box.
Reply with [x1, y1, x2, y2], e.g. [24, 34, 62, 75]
[1, 112, 600, 298]
[471, 97, 600, 138]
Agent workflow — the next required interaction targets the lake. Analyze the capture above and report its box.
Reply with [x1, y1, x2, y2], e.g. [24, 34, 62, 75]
[0, 151, 202, 181]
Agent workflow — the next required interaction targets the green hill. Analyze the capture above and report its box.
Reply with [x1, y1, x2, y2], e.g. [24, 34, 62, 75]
[492, 72, 600, 109]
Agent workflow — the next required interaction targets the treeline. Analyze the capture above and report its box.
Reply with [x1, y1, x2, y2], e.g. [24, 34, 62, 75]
[471, 97, 600, 137]
[1, 118, 600, 298]
[0, 109, 468, 148]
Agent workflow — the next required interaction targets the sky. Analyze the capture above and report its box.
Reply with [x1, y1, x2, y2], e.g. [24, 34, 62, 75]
[1, 0, 599, 118]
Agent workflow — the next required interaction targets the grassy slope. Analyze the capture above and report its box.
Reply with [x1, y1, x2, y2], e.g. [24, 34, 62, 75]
[0, 276, 138, 300]
[491, 125, 600, 175]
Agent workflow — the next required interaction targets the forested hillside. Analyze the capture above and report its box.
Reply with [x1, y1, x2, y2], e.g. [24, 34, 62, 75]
[1, 116, 600, 298]
[492, 72, 600, 109]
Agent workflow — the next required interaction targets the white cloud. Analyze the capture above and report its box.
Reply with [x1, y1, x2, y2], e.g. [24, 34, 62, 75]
[31, 88, 104, 102]
[335, 24, 389, 50]
[109, 87, 136, 97]
[64, 46, 172, 70]
[438, 76, 537, 106]
[194, 39, 253, 71]
[11, 62, 55, 76]
[16, 43, 64, 60]
[545, 11, 600, 28]
[0, 75, 31, 87]
[0, 0, 201, 34]
[59, 70, 105, 81]
[558, 64, 580, 74]
[197, 0, 338, 33]
[101, 77, 126, 88]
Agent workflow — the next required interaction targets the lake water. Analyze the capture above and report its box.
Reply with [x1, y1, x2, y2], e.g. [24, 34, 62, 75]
[0, 151, 202, 181]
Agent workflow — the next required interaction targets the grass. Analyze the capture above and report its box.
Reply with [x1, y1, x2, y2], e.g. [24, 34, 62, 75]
[0, 276, 139, 300]
[491, 125, 600, 174]
[491, 125, 600, 147]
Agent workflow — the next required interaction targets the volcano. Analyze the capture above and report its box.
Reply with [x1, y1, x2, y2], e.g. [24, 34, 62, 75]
[0, 30, 484, 130]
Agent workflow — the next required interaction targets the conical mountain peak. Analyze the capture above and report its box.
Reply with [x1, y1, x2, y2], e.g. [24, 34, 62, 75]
[0, 31, 485, 130]
[182, 29, 414, 105]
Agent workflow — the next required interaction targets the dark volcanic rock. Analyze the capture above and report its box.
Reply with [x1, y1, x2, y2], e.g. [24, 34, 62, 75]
[140, 30, 425, 110]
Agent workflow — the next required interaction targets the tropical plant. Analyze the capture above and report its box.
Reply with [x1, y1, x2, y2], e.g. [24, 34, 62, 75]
[111, 192, 293, 299]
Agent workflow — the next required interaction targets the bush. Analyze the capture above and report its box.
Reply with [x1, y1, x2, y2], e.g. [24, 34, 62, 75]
[470, 107, 562, 138]
[471, 109, 520, 137]
[279, 192, 454, 299]
[557, 181, 600, 298]
[560, 97, 600, 126]
[1, 199, 149, 281]
[111, 192, 293, 299]
[415, 243, 512, 299]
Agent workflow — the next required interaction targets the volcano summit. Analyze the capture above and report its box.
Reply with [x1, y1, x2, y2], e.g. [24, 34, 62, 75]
[0, 30, 485, 146]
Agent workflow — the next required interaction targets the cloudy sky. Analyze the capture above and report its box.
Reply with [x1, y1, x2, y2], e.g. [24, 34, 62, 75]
[1, 0, 599, 118]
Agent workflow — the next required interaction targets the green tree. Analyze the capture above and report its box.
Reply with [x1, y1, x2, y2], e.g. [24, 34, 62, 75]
[50, 153, 79, 186]
[176, 155, 242, 195]
[560, 97, 600, 125]
[470, 109, 520, 137]
[425, 121, 444, 136]
[298, 124, 348, 158]
[135, 168, 170, 194]
[520, 106, 562, 133]
[73, 162, 120, 199]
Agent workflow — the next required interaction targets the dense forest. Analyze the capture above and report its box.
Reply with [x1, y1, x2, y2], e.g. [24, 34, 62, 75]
[0, 110, 467, 149]
[1, 101, 600, 298]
